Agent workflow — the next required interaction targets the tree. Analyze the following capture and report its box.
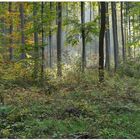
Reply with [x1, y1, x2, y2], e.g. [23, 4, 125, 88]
[132, 13, 135, 58]
[9, 2, 13, 61]
[1, 9, 6, 60]
[99, 2, 106, 82]
[128, 3, 131, 57]
[89, 2, 92, 62]
[105, 2, 110, 70]
[49, 2, 52, 68]
[41, 2, 45, 80]
[19, 3, 26, 59]
[33, 2, 39, 79]
[121, 2, 125, 62]
[57, 2, 62, 76]
[111, 2, 119, 71]
[81, 2, 86, 72]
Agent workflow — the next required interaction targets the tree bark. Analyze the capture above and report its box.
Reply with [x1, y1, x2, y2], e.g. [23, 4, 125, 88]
[41, 2, 45, 80]
[111, 2, 119, 71]
[89, 2, 92, 60]
[57, 2, 62, 76]
[33, 3, 39, 79]
[128, 3, 131, 57]
[133, 14, 135, 58]
[9, 2, 13, 61]
[105, 2, 110, 70]
[99, 2, 106, 82]
[19, 3, 26, 59]
[81, 2, 86, 72]
[121, 2, 125, 62]
[49, 2, 52, 68]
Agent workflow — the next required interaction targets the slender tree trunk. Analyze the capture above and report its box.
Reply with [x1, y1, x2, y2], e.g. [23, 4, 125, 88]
[133, 14, 135, 58]
[1, 17, 6, 60]
[99, 2, 106, 82]
[105, 2, 110, 70]
[111, 2, 119, 71]
[41, 2, 45, 80]
[98, 2, 101, 25]
[81, 2, 86, 72]
[57, 2, 62, 76]
[66, 3, 69, 64]
[33, 3, 39, 79]
[90, 2, 92, 21]
[19, 3, 26, 59]
[49, 2, 52, 68]
[124, 2, 128, 58]
[9, 2, 13, 61]
[121, 2, 125, 62]
[128, 3, 131, 57]
[89, 2, 92, 60]
[96, 2, 101, 61]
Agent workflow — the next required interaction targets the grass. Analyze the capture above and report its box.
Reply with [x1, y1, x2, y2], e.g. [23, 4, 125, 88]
[0, 64, 140, 138]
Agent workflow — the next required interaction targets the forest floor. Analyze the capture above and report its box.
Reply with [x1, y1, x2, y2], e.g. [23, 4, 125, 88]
[0, 64, 140, 138]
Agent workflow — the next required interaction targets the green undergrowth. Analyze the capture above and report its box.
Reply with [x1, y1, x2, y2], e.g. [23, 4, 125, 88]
[0, 62, 140, 138]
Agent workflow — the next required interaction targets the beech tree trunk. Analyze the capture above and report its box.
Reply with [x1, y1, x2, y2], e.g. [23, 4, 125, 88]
[121, 2, 125, 62]
[81, 2, 86, 72]
[41, 2, 45, 80]
[57, 2, 62, 76]
[19, 3, 26, 59]
[33, 3, 39, 79]
[9, 2, 13, 61]
[128, 3, 131, 57]
[49, 2, 52, 68]
[105, 2, 110, 70]
[99, 2, 106, 82]
[111, 2, 119, 71]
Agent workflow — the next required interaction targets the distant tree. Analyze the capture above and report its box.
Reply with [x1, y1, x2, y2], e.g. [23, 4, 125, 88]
[33, 3, 39, 79]
[111, 2, 119, 71]
[41, 2, 45, 80]
[19, 3, 26, 59]
[9, 2, 13, 61]
[1, 3, 7, 60]
[89, 2, 92, 58]
[132, 13, 135, 58]
[99, 2, 106, 82]
[49, 2, 52, 68]
[121, 2, 125, 62]
[128, 3, 132, 58]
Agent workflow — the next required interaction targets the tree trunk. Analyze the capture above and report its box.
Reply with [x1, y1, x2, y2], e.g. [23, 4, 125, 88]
[19, 3, 26, 59]
[128, 3, 131, 57]
[133, 14, 135, 58]
[49, 2, 52, 68]
[105, 2, 110, 70]
[81, 2, 86, 72]
[111, 2, 119, 71]
[1, 17, 6, 61]
[99, 2, 106, 82]
[121, 2, 125, 62]
[57, 2, 62, 76]
[124, 2, 128, 58]
[9, 2, 13, 61]
[33, 3, 39, 80]
[89, 2, 92, 60]
[41, 2, 45, 80]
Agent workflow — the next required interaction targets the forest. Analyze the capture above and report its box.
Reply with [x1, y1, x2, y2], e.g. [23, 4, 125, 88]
[0, 1, 140, 139]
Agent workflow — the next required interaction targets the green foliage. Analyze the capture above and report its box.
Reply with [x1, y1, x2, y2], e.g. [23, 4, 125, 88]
[118, 57, 140, 78]
[64, 15, 99, 46]
[0, 64, 140, 138]
[0, 2, 140, 139]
